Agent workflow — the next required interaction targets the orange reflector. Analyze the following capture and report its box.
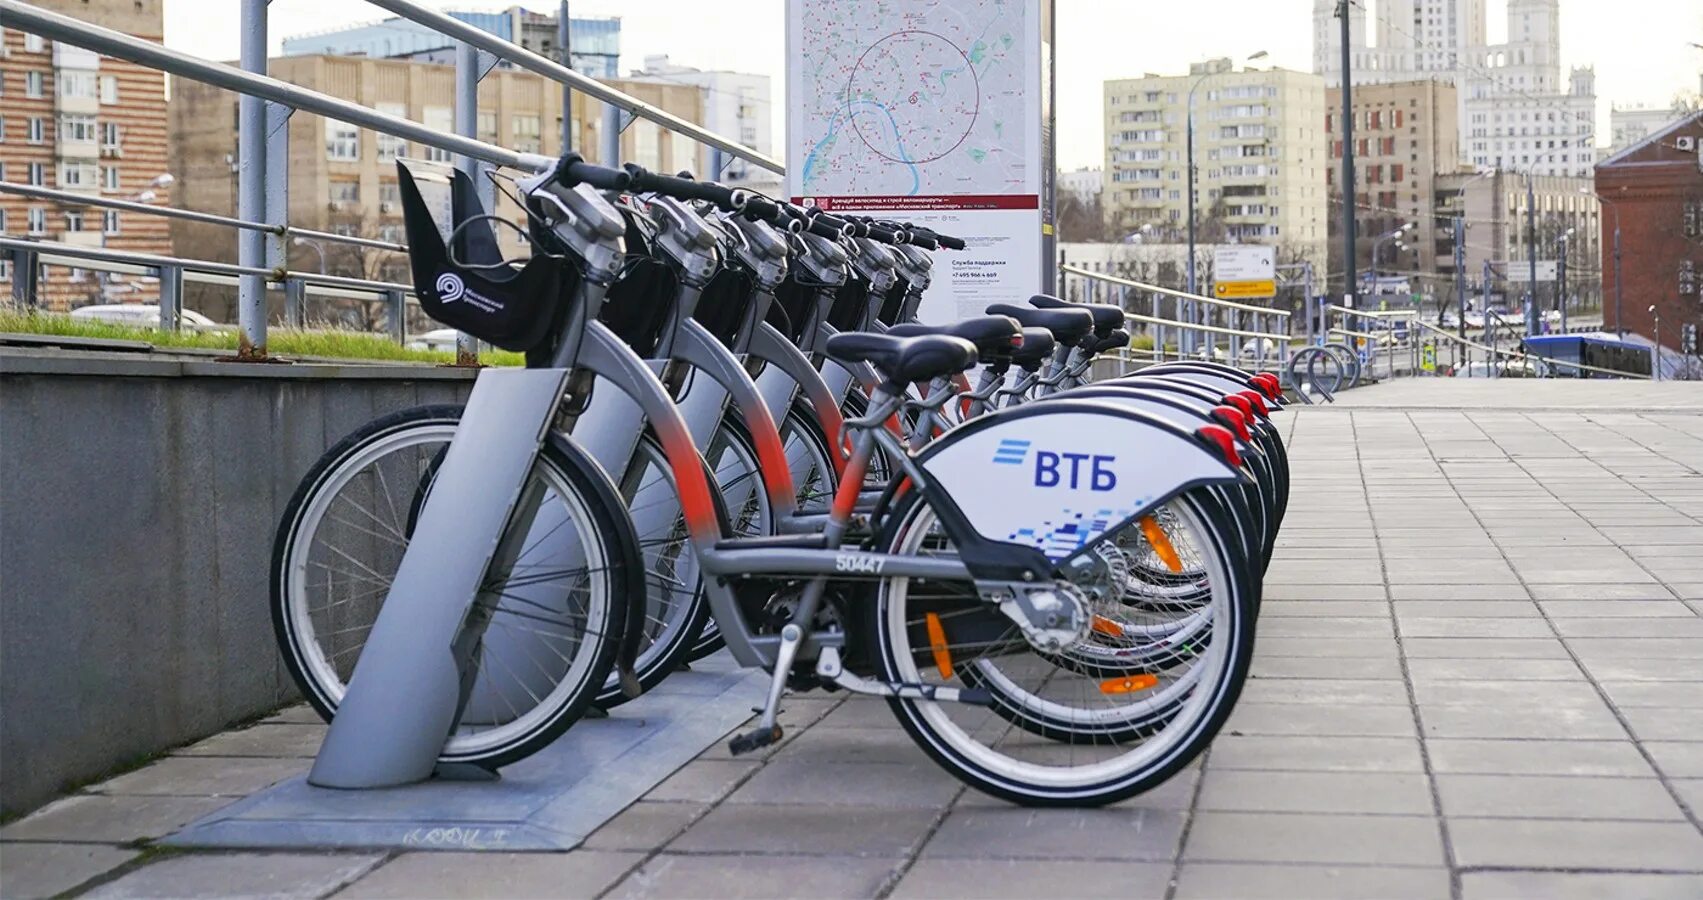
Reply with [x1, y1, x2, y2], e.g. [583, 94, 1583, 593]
[1100, 674, 1160, 694]
[1139, 515, 1184, 573]
[1091, 615, 1125, 638]
[925, 612, 954, 680]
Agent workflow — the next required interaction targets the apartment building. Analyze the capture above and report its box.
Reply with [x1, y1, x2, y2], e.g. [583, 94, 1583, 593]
[1102, 60, 1330, 277]
[0, 0, 173, 312]
[171, 55, 705, 284]
[1435, 168, 1598, 300]
[1326, 79, 1460, 285]
[282, 7, 622, 79]
[629, 55, 774, 191]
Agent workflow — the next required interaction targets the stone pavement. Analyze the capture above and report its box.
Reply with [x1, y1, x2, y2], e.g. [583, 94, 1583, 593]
[3, 381, 1702, 899]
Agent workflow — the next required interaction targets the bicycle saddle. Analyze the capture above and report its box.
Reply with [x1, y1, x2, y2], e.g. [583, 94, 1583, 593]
[1029, 294, 1125, 337]
[1012, 327, 1056, 369]
[1089, 328, 1131, 354]
[887, 314, 1020, 361]
[985, 303, 1094, 345]
[824, 332, 978, 386]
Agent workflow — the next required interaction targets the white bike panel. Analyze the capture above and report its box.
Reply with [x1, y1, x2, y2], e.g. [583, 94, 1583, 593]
[921, 409, 1230, 562]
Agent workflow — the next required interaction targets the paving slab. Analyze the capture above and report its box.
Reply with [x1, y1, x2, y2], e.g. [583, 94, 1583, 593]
[0, 843, 138, 899]
[334, 850, 644, 898]
[1173, 863, 1452, 900]
[83, 852, 383, 899]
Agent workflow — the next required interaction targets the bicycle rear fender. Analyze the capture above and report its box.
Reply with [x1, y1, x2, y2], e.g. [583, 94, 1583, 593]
[913, 400, 1244, 569]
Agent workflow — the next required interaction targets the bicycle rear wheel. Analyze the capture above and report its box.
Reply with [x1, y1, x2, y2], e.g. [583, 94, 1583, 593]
[271, 405, 636, 767]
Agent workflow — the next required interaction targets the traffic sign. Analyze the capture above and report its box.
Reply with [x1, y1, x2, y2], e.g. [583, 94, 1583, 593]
[1502, 260, 1558, 283]
[1215, 280, 1278, 299]
[1213, 245, 1276, 299]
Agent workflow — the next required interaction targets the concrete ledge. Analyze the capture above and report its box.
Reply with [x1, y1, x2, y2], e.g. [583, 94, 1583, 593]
[0, 358, 472, 816]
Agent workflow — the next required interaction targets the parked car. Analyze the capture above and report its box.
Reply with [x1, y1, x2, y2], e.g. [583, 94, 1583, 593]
[406, 327, 460, 353]
[70, 304, 223, 330]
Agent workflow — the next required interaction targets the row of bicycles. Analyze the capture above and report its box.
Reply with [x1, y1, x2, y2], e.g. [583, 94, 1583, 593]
[269, 151, 1291, 806]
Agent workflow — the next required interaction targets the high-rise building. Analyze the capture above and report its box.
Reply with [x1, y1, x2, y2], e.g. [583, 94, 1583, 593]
[1313, 0, 1596, 177]
[1325, 80, 1460, 289]
[1102, 60, 1330, 279]
[282, 7, 621, 79]
[170, 55, 705, 303]
[0, 0, 173, 312]
[628, 55, 773, 190]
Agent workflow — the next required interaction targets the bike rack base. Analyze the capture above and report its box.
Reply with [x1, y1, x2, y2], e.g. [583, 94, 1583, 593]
[165, 656, 762, 852]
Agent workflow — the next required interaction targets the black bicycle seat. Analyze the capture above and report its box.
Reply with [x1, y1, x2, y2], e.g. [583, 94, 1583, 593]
[1029, 294, 1125, 336]
[887, 315, 1020, 361]
[1012, 327, 1056, 368]
[1090, 328, 1131, 354]
[825, 332, 978, 385]
[985, 303, 1094, 345]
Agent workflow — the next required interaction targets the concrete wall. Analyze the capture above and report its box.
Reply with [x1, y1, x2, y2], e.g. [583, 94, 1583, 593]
[0, 350, 473, 816]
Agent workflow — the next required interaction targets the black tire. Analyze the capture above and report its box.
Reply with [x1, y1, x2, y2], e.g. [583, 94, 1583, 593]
[870, 487, 1257, 806]
[271, 405, 639, 768]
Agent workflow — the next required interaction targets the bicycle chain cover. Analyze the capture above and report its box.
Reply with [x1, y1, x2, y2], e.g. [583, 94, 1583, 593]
[397, 162, 578, 353]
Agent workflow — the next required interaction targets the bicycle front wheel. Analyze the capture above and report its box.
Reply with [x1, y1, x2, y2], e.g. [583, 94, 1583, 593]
[271, 405, 637, 767]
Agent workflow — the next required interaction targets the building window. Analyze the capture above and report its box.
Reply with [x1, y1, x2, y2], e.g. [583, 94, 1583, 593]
[328, 180, 360, 206]
[102, 165, 119, 190]
[633, 122, 660, 170]
[25, 70, 43, 98]
[59, 70, 96, 100]
[100, 74, 118, 104]
[28, 116, 44, 143]
[476, 111, 497, 141]
[512, 114, 541, 154]
[65, 210, 84, 232]
[60, 114, 96, 143]
[379, 182, 400, 209]
[58, 162, 97, 188]
[27, 207, 46, 234]
[423, 107, 453, 162]
[103, 210, 120, 234]
[0, 115, 5, 142]
[27, 161, 44, 185]
[24, 32, 43, 52]
[375, 103, 407, 162]
[327, 121, 359, 161]
[69, 267, 86, 283]
[100, 121, 120, 151]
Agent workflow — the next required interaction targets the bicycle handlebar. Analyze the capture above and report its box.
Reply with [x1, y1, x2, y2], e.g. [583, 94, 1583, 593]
[550, 152, 631, 192]
[737, 193, 783, 223]
[622, 164, 737, 209]
[905, 224, 966, 250]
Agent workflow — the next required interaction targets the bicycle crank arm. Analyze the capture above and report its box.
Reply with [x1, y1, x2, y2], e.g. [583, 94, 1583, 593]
[815, 648, 992, 706]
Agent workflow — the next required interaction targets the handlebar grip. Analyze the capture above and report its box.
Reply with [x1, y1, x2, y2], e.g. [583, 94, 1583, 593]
[863, 221, 901, 244]
[553, 153, 631, 191]
[936, 233, 967, 250]
[907, 233, 940, 251]
[738, 193, 783, 223]
[622, 165, 737, 209]
[806, 210, 852, 239]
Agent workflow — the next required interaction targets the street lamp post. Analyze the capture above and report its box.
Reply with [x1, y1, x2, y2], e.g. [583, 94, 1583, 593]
[1525, 171, 1539, 337]
[1185, 50, 1266, 354]
[293, 236, 327, 274]
[1369, 222, 1412, 306]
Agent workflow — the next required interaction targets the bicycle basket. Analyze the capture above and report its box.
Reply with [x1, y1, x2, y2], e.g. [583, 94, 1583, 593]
[598, 205, 677, 360]
[695, 266, 756, 348]
[826, 276, 873, 332]
[396, 161, 576, 353]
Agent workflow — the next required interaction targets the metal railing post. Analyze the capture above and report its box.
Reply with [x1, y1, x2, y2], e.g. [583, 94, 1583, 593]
[157, 263, 184, 331]
[284, 277, 306, 328]
[452, 42, 484, 366]
[387, 289, 407, 346]
[10, 248, 37, 310]
[263, 102, 291, 277]
[1229, 309, 1241, 362]
[235, 0, 269, 358]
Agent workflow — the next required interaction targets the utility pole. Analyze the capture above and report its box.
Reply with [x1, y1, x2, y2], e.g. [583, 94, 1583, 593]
[1557, 234, 1568, 333]
[1525, 173, 1538, 336]
[1612, 218, 1622, 339]
[1337, 0, 1357, 309]
[1454, 214, 1466, 341]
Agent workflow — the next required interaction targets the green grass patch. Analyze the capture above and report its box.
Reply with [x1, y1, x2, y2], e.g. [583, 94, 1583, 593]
[0, 311, 523, 366]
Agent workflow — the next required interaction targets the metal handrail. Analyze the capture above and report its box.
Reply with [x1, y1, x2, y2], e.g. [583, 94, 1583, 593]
[1061, 265, 1293, 317]
[1120, 309, 1287, 342]
[0, 182, 408, 254]
[366, 0, 784, 175]
[1, 237, 412, 297]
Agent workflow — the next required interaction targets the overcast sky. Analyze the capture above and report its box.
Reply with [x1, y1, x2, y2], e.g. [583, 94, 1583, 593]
[164, 0, 1703, 170]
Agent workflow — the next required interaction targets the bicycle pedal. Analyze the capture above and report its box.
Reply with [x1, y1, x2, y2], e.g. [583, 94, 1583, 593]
[727, 724, 784, 756]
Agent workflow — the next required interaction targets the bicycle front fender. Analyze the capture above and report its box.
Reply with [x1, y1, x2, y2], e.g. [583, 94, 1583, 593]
[915, 399, 1244, 568]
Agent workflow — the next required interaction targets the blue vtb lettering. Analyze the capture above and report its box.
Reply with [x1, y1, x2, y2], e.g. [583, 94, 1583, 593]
[1091, 455, 1118, 491]
[1034, 451, 1060, 487]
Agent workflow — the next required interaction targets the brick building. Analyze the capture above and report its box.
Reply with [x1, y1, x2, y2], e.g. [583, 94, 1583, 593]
[0, 0, 173, 311]
[1594, 112, 1703, 353]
